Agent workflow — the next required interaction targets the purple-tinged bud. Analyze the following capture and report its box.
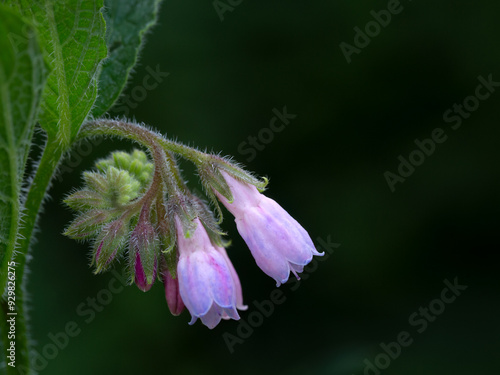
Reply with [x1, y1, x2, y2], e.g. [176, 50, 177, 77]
[133, 252, 158, 292]
[215, 172, 324, 286]
[162, 266, 185, 316]
[130, 219, 159, 292]
[176, 217, 245, 329]
[95, 243, 116, 267]
[93, 220, 128, 273]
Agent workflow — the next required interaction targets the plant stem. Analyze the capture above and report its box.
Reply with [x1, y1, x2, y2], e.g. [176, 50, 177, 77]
[78, 120, 197, 201]
[16, 136, 63, 294]
[79, 119, 208, 164]
[0, 136, 65, 374]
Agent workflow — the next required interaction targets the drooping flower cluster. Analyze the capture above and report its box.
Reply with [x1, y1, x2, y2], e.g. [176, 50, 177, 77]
[65, 120, 323, 328]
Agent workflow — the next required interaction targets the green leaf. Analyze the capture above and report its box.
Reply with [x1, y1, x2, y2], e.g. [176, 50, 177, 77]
[0, 5, 47, 284]
[91, 0, 162, 117]
[11, 0, 107, 146]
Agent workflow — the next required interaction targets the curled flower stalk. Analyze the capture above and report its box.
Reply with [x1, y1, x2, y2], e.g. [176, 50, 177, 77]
[64, 119, 323, 328]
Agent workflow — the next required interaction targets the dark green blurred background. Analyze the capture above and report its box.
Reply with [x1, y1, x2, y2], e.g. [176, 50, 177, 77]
[27, 1, 499, 374]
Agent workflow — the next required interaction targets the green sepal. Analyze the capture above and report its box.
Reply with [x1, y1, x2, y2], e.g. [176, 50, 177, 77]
[158, 212, 176, 254]
[64, 190, 106, 211]
[205, 154, 269, 192]
[84, 171, 108, 195]
[191, 195, 228, 248]
[130, 220, 159, 285]
[155, 196, 177, 277]
[197, 154, 269, 221]
[167, 194, 198, 239]
[93, 219, 128, 273]
[64, 209, 113, 239]
[198, 164, 233, 203]
[161, 247, 177, 279]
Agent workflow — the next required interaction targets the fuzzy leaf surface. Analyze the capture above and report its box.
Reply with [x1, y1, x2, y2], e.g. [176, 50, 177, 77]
[91, 0, 162, 117]
[10, 0, 107, 144]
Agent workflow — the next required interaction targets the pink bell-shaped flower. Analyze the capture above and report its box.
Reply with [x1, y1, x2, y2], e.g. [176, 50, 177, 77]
[176, 217, 245, 329]
[216, 171, 323, 286]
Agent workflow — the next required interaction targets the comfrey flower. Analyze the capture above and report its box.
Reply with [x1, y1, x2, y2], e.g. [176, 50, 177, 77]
[213, 171, 324, 286]
[176, 217, 246, 328]
[65, 120, 325, 330]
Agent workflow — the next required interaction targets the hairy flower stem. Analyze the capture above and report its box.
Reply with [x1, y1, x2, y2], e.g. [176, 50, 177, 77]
[78, 120, 198, 219]
[1, 135, 66, 375]
[79, 120, 192, 213]
[79, 119, 207, 164]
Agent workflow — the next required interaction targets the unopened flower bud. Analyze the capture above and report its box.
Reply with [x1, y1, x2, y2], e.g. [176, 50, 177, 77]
[64, 210, 112, 239]
[161, 265, 185, 316]
[96, 149, 153, 188]
[104, 167, 141, 207]
[133, 252, 158, 292]
[93, 220, 128, 273]
[83, 171, 108, 195]
[64, 190, 106, 211]
[130, 219, 159, 292]
[81, 165, 143, 209]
